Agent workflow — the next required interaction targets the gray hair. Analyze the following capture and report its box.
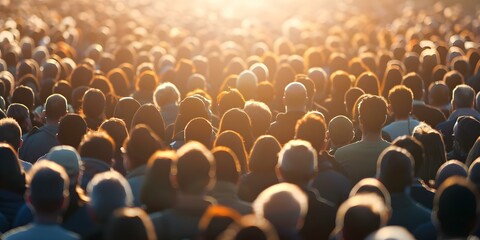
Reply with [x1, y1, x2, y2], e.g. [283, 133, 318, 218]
[153, 82, 181, 108]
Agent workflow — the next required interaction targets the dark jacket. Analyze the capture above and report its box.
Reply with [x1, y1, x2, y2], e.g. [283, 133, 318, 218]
[388, 193, 431, 233]
[209, 181, 252, 215]
[410, 178, 435, 210]
[412, 101, 446, 130]
[268, 111, 305, 145]
[0, 190, 24, 230]
[80, 157, 111, 190]
[300, 187, 336, 240]
[238, 171, 279, 202]
[19, 124, 60, 164]
[436, 108, 480, 152]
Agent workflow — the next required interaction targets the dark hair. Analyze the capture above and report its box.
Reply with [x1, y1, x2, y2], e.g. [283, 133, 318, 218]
[248, 135, 281, 172]
[79, 131, 115, 164]
[377, 147, 414, 193]
[45, 94, 67, 120]
[108, 68, 131, 97]
[141, 151, 176, 213]
[6, 103, 30, 133]
[444, 70, 465, 94]
[124, 124, 163, 170]
[174, 96, 209, 135]
[131, 104, 165, 141]
[392, 136, 425, 177]
[99, 118, 128, 153]
[295, 113, 326, 153]
[136, 70, 158, 92]
[428, 81, 450, 106]
[388, 85, 413, 118]
[330, 71, 352, 100]
[401, 72, 424, 100]
[214, 130, 248, 174]
[53, 80, 72, 103]
[199, 205, 242, 240]
[413, 124, 447, 181]
[358, 95, 387, 133]
[113, 97, 141, 131]
[104, 208, 157, 240]
[344, 87, 365, 118]
[11, 85, 34, 110]
[381, 66, 403, 98]
[256, 81, 275, 105]
[70, 64, 94, 90]
[218, 108, 253, 151]
[213, 146, 240, 183]
[58, 114, 88, 148]
[185, 117, 213, 149]
[0, 143, 26, 194]
[175, 142, 215, 195]
[217, 89, 246, 117]
[82, 88, 106, 119]
[0, 118, 22, 150]
[355, 72, 380, 95]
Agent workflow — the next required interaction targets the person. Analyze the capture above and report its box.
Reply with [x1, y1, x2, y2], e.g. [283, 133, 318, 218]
[437, 84, 480, 152]
[184, 117, 214, 149]
[268, 82, 307, 145]
[113, 97, 141, 131]
[0, 144, 26, 232]
[277, 139, 336, 240]
[140, 151, 176, 213]
[238, 135, 281, 202]
[19, 94, 67, 163]
[219, 214, 279, 240]
[81, 88, 106, 130]
[428, 81, 451, 118]
[210, 147, 252, 215]
[130, 104, 166, 142]
[244, 100, 273, 140]
[331, 194, 390, 240]
[6, 103, 32, 136]
[376, 147, 431, 232]
[3, 161, 80, 240]
[366, 226, 415, 240]
[322, 71, 351, 118]
[78, 131, 115, 190]
[85, 171, 134, 240]
[56, 114, 88, 150]
[382, 86, 420, 140]
[198, 205, 242, 240]
[132, 71, 158, 105]
[151, 141, 216, 239]
[434, 160, 468, 189]
[123, 124, 163, 207]
[401, 72, 446, 128]
[99, 118, 128, 175]
[104, 208, 157, 240]
[218, 108, 254, 151]
[448, 116, 480, 163]
[335, 95, 391, 184]
[252, 183, 308, 240]
[236, 70, 258, 100]
[0, 118, 32, 171]
[349, 178, 391, 208]
[327, 115, 355, 155]
[214, 131, 249, 175]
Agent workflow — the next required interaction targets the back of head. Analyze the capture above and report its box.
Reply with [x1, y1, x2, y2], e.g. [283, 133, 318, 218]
[45, 145, 81, 183]
[278, 139, 317, 184]
[154, 82, 180, 108]
[220, 214, 279, 240]
[428, 81, 450, 106]
[113, 97, 141, 131]
[377, 147, 414, 194]
[283, 82, 307, 110]
[11, 85, 34, 110]
[355, 72, 379, 96]
[175, 141, 215, 195]
[435, 160, 468, 189]
[349, 178, 391, 208]
[365, 226, 415, 240]
[236, 70, 258, 100]
[328, 115, 354, 147]
[185, 117, 213, 148]
[253, 183, 308, 232]
[217, 89, 246, 117]
[104, 207, 157, 240]
[295, 112, 326, 152]
[175, 96, 209, 134]
[214, 131, 248, 174]
[295, 75, 316, 103]
[87, 171, 133, 223]
[452, 84, 475, 109]
[136, 71, 158, 92]
[392, 136, 424, 177]
[99, 118, 128, 152]
[401, 72, 424, 100]
[131, 104, 165, 140]
[0, 117, 21, 150]
[249, 135, 282, 173]
[469, 158, 480, 191]
[358, 95, 388, 133]
[335, 194, 389, 240]
[6, 103, 30, 131]
[213, 147, 240, 184]
[454, 116, 480, 154]
[344, 87, 365, 117]
[45, 93, 67, 121]
[388, 86, 413, 118]
[0, 143, 26, 194]
[57, 114, 88, 148]
[331, 70, 352, 99]
[82, 88, 106, 119]
[79, 131, 115, 165]
[124, 124, 163, 170]
[199, 205, 242, 240]
[28, 161, 69, 215]
[244, 100, 272, 138]
[444, 70, 465, 93]
[434, 177, 479, 238]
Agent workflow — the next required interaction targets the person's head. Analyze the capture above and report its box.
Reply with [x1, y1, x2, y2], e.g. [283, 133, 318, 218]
[443, 70, 464, 94]
[330, 70, 352, 99]
[401, 72, 424, 100]
[253, 183, 308, 233]
[0, 143, 26, 194]
[344, 87, 365, 118]
[236, 70, 258, 100]
[44, 93, 68, 122]
[452, 84, 475, 110]
[249, 135, 282, 173]
[365, 226, 415, 240]
[6, 103, 31, 134]
[349, 178, 391, 208]
[256, 81, 275, 105]
[27, 161, 69, 216]
[218, 108, 253, 150]
[174, 141, 215, 195]
[44, 145, 81, 185]
[217, 89, 246, 117]
[428, 81, 450, 107]
[434, 177, 479, 239]
[244, 100, 272, 139]
[388, 86, 413, 119]
[131, 104, 166, 141]
[294, 113, 326, 152]
[0, 118, 22, 151]
[454, 116, 480, 155]
[328, 115, 354, 148]
[283, 82, 307, 112]
[185, 117, 213, 149]
[214, 130, 248, 174]
[250, 62, 270, 82]
[392, 136, 424, 177]
[355, 72, 380, 96]
[199, 205, 242, 240]
[174, 96, 210, 135]
[412, 123, 447, 180]
[377, 147, 414, 194]
[123, 124, 163, 171]
[333, 194, 389, 240]
[153, 82, 180, 108]
[87, 171, 133, 223]
[113, 97, 141, 131]
[57, 114, 88, 149]
[295, 75, 316, 107]
[278, 139, 317, 185]
[435, 160, 468, 189]
[82, 88, 106, 120]
[213, 147, 241, 184]
[79, 131, 115, 165]
[219, 214, 279, 240]
[69, 64, 94, 89]
[135, 70, 158, 93]
[358, 95, 388, 134]
[104, 207, 157, 240]
[99, 118, 128, 153]
[141, 151, 176, 213]
[11, 85, 35, 111]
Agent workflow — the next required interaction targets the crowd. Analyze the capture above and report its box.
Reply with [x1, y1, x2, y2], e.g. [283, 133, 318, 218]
[0, 0, 480, 239]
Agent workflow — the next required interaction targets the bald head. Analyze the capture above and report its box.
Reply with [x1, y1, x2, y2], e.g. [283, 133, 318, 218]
[45, 94, 67, 121]
[377, 147, 414, 194]
[435, 160, 468, 189]
[283, 82, 307, 111]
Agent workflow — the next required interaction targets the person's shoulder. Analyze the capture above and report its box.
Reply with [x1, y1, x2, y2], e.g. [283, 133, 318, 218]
[2, 224, 32, 240]
[334, 142, 360, 161]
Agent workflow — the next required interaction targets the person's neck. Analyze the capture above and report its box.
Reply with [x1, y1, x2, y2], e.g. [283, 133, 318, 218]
[394, 115, 409, 121]
[285, 106, 306, 113]
[45, 119, 59, 126]
[35, 214, 61, 225]
[361, 131, 383, 142]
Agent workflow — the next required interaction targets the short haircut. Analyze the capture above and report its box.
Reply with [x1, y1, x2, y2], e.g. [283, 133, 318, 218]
[28, 160, 69, 215]
[330, 70, 352, 98]
[99, 118, 128, 151]
[174, 141, 215, 195]
[377, 147, 414, 193]
[185, 117, 213, 149]
[388, 85, 413, 118]
[435, 160, 468, 189]
[135, 70, 158, 91]
[278, 140, 318, 184]
[87, 171, 133, 223]
[6, 103, 29, 130]
[284, 82, 307, 108]
[295, 113, 326, 152]
[11, 85, 34, 110]
[349, 178, 391, 208]
[0, 118, 22, 150]
[79, 131, 115, 164]
[358, 95, 388, 132]
[153, 82, 180, 107]
[452, 84, 475, 109]
[435, 177, 479, 238]
[124, 124, 163, 170]
[328, 115, 354, 146]
[392, 136, 425, 177]
[104, 207, 157, 240]
[253, 183, 308, 231]
[57, 114, 88, 148]
[401, 72, 424, 100]
[217, 88, 245, 117]
[212, 146, 240, 183]
[443, 70, 464, 93]
[44, 94, 67, 120]
[82, 88, 106, 118]
[244, 100, 272, 138]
